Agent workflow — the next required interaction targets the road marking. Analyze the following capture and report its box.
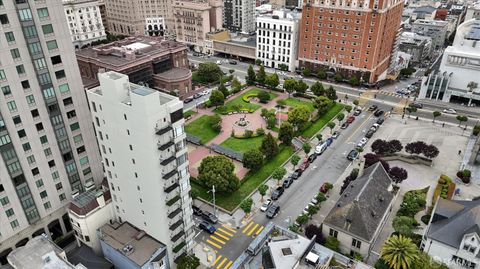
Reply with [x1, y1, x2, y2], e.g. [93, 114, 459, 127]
[214, 232, 230, 241]
[221, 225, 237, 233]
[217, 227, 235, 237]
[242, 222, 254, 233]
[224, 261, 233, 269]
[207, 239, 222, 249]
[217, 257, 228, 269]
[210, 235, 226, 245]
[255, 225, 264, 236]
[247, 223, 259, 236]
[346, 114, 373, 142]
[212, 256, 222, 266]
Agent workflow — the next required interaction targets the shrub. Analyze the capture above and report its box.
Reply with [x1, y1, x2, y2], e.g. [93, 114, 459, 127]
[244, 130, 254, 138]
[257, 91, 271, 103]
[324, 236, 340, 252]
[256, 128, 265, 136]
[421, 214, 431, 225]
[242, 93, 257, 103]
[457, 169, 471, 184]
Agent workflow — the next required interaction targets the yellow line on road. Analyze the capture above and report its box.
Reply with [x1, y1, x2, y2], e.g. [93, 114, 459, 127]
[224, 261, 233, 269]
[212, 256, 222, 266]
[242, 222, 254, 233]
[255, 225, 264, 236]
[346, 114, 373, 143]
[247, 223, 259, 236]
[213, 232, 230, 241]
[207, 239, 222, 249]
[217, 258, 227, 269]
[210, 235, 226, 244]
[221, 225, 237, 233]
[217, 227, 234, 237]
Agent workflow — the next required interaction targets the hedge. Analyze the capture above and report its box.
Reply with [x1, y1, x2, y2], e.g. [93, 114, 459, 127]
[242, 93, 258, 103]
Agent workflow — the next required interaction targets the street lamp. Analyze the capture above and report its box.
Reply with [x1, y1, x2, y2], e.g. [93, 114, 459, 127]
[207, 185, 216, 217]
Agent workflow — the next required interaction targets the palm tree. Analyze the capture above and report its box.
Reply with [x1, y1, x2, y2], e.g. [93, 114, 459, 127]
[381, 235, 420, 269]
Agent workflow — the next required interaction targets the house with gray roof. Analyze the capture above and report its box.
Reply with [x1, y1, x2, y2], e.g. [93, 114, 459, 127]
[322, 163, 396, 259]
[422, 198, 480, 269]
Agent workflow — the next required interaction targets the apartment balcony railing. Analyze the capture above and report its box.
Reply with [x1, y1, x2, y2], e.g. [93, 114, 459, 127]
[164, 182, 179, 193]
[160, 155, 176, 166]
[168, 207, 182, 219]
[155, 125, 173, 136]
[163, 169, 177, 180]
[169, 219, 184, 231]
[158, 140, 174, 151]
[171, 230, 185, 242]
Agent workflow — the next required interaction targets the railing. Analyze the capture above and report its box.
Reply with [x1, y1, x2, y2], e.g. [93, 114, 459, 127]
[163, 169, 177, 180]
[169, 219, 184, 231]
[171, 230, 185, 242]
[166, 195, 181, 206]
[165, 182, 179, 193]
[160, 155, 176, 166]
[158, 140, 174, 151]
[155, 125, 173, 135]
[168, 207, 182, 219]
[172, 241, 186, 253]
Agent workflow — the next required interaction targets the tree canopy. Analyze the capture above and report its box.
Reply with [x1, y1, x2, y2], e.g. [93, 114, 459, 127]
[197, 62, 223, 83]
[209, 90, 225, 107]
[288, 106, 311, 131]
[198, 155, 240, 193]
[243, 149, 263, 171]
[260, 133, 279, 159]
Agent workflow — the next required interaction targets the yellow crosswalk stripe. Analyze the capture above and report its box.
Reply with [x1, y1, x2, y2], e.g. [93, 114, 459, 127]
[247, 223, 259, 236]
[242, 222, 254, 233]
[254, 225, 264, 236]
[221, 225, 237, 233]
[217, 227, 234, 237]
[224, 260, 233, 269]
[213, 231, 230, 241]
[212, 255, 222, 266]
[210, 235, 226, 245]
[216, 257, 227, 269]
[207, 239, 222, 249]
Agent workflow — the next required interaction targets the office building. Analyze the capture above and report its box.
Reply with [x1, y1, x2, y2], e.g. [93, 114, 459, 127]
[298, 0, 404, 83]
[412, 19, 448, 49]
[223, 0, 256, 34]
[86, 71, 194, 265]
[398, 32, 433, 63]
[256, 9, 301, 71]
[62, 0, 107, 49]
[0, 0, 103, 264]
[145, 17, 166, 37]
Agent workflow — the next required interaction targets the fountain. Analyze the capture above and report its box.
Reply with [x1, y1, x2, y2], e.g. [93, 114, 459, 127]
[234, 115, 250, 127]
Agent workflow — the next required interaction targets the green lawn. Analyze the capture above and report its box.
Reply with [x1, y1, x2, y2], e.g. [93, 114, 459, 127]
[301, 103, 344, 138]
[220, 136, 264, 153]
[284, 97, 315, 112]
[216, 88, 278, 113]
[185, 115, 219, 144]
[191, 145, 294, 211]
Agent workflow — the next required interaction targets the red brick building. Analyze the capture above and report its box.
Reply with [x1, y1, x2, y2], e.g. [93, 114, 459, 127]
[298, 0, 404, 83]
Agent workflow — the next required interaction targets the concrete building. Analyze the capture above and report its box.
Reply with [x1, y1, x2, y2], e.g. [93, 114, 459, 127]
[7, 235, 86, 269]
[322, 163, 396, 259]
[145, 17, 166, 37]
[419, 19, 480, 105]
[398, 32, 433, 63]
[223, 0, 256, 34]
[465, 3, 480, 21]
[0, 0, 103, 264]
[86, 71, 194, 265]
[412, 19, 448, 49]
[97, 0, 108, 32]
[76, 36, 192, 99]
[422, 198, 480, 269]
[67, 179, 114, 254]
[63, 0, 107, 49]
[256, 9, 301, 71]
[172, 0, 223, 53]
[98, 222, 170, 269]
[298, 0, 404, 83]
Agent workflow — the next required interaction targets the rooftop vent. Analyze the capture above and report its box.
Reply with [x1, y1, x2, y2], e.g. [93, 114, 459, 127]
[122, 244, 135, 255]
[371, 210, 376, 217]
[378, 195, 384, 202]
[281, 248, 293, 256]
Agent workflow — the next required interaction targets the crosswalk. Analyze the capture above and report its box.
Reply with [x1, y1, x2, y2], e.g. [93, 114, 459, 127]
[241, 221, 265, 238]
[206, 224, 237, 250]
[211, 255, 233, 269]
[379, 90, 404, 97]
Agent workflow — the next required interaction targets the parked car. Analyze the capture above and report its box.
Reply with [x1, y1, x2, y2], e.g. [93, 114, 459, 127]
[315, 142, 328, 155]
[331, 131, 340, 139]
[376, 118, 385, 125]
[368, 105, 378, 111]
[365, 130, 375, 138]
[271, 187, 285, 200]
[308, 153, 317, 163]
[409, 102, 423, 109]
[320, 183, 330, 193]
[266, 204, 280, 218]
[283, 177, 294, 188]
[216, 60, 222, 65]
[302, 203, 317, 215]
[183, 96, 194, 103]
[202, 212, 218, 224]
[341, 122, 349, 129]
[311, 196, 319, 205]
[299, 159, 310, 171]
[347, 116, 355, 123]
[374, 110, 384, 117]
[192, 205, 203, 216]
[354, 109, 362, 116]
[260, 199, 272, 212]
[201, 89, 211, 96]
[347, 150, 359, 160]
[199, 221, 216, 234]
[291, 169, 303, 179]
[357, 137, 369, 149]
[370, 123, 380, 132]
[193, 93, 202, 99]
[229, 60, 238, 65]
[443, 108, 457, 114]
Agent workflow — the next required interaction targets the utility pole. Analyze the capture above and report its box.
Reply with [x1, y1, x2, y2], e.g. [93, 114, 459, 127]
[209, 185, 216, 217]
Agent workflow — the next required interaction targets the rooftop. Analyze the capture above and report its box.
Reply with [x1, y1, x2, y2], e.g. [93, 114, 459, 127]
[268, 235, 310, 268]
[257, 9, 301, 21]
[68, 189, 111, 216]
[98, 222, 166, 267]
[153, 67, 192, 81]
[413, 19, 449, 26]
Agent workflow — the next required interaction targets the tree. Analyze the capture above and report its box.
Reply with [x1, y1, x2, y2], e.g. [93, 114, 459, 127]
[265, 73, 279, 90]
[210, 115, 222, 132]
[432, 111, 441, 123]
[348, 76, 360, 86]
[305, 224, 325, 244]
[283, 79, 297, 96]
[260, 133, 279, 159]
[333, 73, 342, 82]
[393, 216, 417, 237]
[209, 90, 225, 107]
[258, 184, 269, 201]
[288, 106, 311, 131]
[327, 122, 336, 134]
[325, 236, 340, 252]
[310, 81, 325, 96]
[243, 149, 263, 171]
[177, 255, 200, 269]
[314, 96, 333, 115]
[302, 68, 311, 77]
[246, 64, 256, 85]
[296, 214, 309, 226]
[456, 115, 468, 127]
[198, 156, 240, 193]
[256, 65, 266, 85]
[467, 81, 478, 92]
[257, 91, 270, 103]
[272, 166, 286, 186]
[371, 139, 389, 155]
[278, 121, 294, 145]
[345, 105, 353, 114]
[302, 143, 311, 155]
[389, 166, 408, 184]
[231, 77, 241, 90]
[307, 205, 319, 217]
[295, 80, 309, 94]
[381, 235, 420, 269]
[291, 154, 301, 169]
[278, 63, 288, 71]
[276, 99, 286, 108]
[326, 85, 337, 100]
[240, 197, 253, 216]
[389, 140, 403, 154]
[406, 107, 417, 118]
[197, 62, 223, 83]
[423, 144, 439, 159]
[364, 153, 390, 171]
[317, 69, 327, 80]
[405, 141, 427, 155]
[353, 99, 359, 106]
[255, 59, 263, 66]
[218, 82, 229, 97]
[336, 113, 345, 123]
[316, 133, 323, 142]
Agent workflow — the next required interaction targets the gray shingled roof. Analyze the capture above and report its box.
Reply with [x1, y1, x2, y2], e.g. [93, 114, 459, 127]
[324, 163, 394, 242]
[427, 199, 480, 249]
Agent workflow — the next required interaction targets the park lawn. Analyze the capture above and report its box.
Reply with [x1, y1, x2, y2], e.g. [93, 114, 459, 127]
[301, 103, 344, 138]
[217, 88, 278, 113]
[191, 145, 294, 211]
[185, 115, 219, 144]
[284, 97, 315, 112]
[220, 136, 264, 153]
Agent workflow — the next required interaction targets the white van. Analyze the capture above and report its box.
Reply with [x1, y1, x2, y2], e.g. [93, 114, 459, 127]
[315, 142, 328, 154]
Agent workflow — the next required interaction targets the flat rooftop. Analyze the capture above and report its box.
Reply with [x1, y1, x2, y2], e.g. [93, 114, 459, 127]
[269, 236, 310, 268]
[98, 222, 166, 267]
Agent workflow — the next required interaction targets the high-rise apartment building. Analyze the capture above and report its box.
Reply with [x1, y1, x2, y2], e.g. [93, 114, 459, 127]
[223, 0, 256, 34]
[298, 0, 404, 83]
[86, 71, 194, 265]
[0, 0, 102, 264]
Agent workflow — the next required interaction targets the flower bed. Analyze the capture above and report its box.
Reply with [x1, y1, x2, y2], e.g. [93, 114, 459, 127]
[432, 175, 455, 204]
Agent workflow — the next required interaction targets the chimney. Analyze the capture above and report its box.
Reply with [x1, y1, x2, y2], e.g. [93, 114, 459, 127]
[96, 191, 105, 207]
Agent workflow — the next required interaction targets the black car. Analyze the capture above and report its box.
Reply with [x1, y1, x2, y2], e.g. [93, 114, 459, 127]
[341, 122, 349, 129]
[291, 169, 302, 180]
[283, 177, 294, 188]
[183, 96, 194, 103]
[347, 150, 359, 161]
[368, 105, 378, 111]
[307, 153, 317, 163]
[374, 110, 384, 117]
[229, 60, 238, 65]
[376, 118, 385, 125]
[365, 130, 375, 138]
[266, 204, 280, 218]
[192, 205, 203, 216]
[202, 212, 218, 224]
[409, 102, 423, 109]
[271, 186, 285, 200]
[199, 221, 216, 234]
[193, 93, 202, 99]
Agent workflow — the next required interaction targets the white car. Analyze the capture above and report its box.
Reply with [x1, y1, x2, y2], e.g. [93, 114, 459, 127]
[357, 137, 369, 148]
[302, 202, 316, 215]
[260, 199, 272, 212]
[201, 89, 211, 96]
[443, 108, 457, 114]
[370, 123, 380, 132]
[216, 60, 222, 65]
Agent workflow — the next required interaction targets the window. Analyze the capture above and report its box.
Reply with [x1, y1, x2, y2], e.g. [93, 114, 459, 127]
[34, 58, 47, 70]
[63, 97, 73, 106]
[77, 146, 85, 154]
[0, 196, 9, 206]
[85, 235, 90, 242]
[2, 148, 15, 160]
[5, 208, 14, 217]
[40, 135, 48, 144]
[329, 228, 338, 238]
[51, 55, 62, 65]
[40, 190, 47, 198]
[0, 14, 9, 25]
[26, 95, 35, 105]
[42, 24, 54, 34]
[7, 101, 16, 112]
[0, 70, 5, 80]
[28, 42, 42, 54]
[59, 83, 69, 93]
[70, 122, 80, 131]
[52, 171, 59, 180]
[36, 123, 43, 131]
[44, 148, 52, 157]
[79, 156, 89, 166]
[42, 87, 55, 98]
[22, 142, 30, 151]
[46, 40, 57, 50]
[16, 65, 25, 74]
[27, 155, 36, 165]
[35, 179, 43, 188]
[7, 161, 21, 174]
[32, 167, 39, 176]
[73, 134, 83, 143]
[21, 80, 30, 89]
[352, 238, 361, 248]
[31, 109, 39, 118]
[10, 220, 19, 229]
[44, 201, 51, 210]
[55, 183, 62, 190]
[5, 32, 14, 42]
[23, 26, 37, 38]
[1, 86, 11, 95]
[10, 49, 20, 59]
[59, 193, 66, 201]
[18, 9, 32, 21]
[55, 70, 65, 79]
[37, 8, 49, 18]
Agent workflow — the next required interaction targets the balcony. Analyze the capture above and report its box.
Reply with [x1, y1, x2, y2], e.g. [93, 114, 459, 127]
[170, 219, 184, 231]
[166, 195, 181, 206]
[173, 241, 186, 253]
[163, 169, 177, 180]
[165, 182, 179, 193]
[158, 140, 174, 151]
[168, 207, 182, 219]
[160, 155, 175, 166]
[155, 125, 173, 136]
[171, 230, 185, 242]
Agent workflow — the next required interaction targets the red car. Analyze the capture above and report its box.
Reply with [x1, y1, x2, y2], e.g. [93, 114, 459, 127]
[346, 116, 355, 123]
[299, 159, 310, 171]
[319, 183, 329, 193]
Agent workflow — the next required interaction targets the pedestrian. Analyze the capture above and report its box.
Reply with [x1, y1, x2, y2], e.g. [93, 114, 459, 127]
[404, 120, 407, 125]
[458, 150, 462, 155]
[442, 123, 445, 127]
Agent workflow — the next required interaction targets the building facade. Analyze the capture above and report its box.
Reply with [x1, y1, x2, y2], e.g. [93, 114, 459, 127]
[412, 19, 448, 50]
[0, 0, 103, 264]
[145, 17, 165, 37]
[87, 71, 194, 265]
[223, 0, 256, 34]
[63, 0, 107, 49]
[298, 0, 404, 83]
[256, 9, 301, 71]
[398, 31, 433, 63]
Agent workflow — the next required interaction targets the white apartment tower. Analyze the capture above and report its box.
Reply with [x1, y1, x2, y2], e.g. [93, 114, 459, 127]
[63, 0, 107, 49]
[0, 0, 103, 264]
[223, 0, 256, 34]
[86, 71, 194, 265]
